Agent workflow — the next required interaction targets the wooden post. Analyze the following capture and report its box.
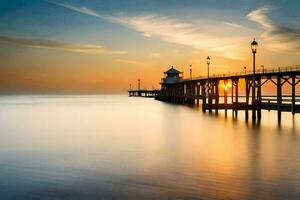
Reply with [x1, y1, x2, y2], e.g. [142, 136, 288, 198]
[245, 79, 249, 121]
[252, 78, 256, 121]
[235, 79, 239, 117]
[224, 80, 228, 116]
[257, 77, 262, 121]
[216, 81, 219, 114]
[231, 79, 234, 116]
[209, 81, 212, 113]
[192, 83, 196, 105]
[196, 85, 200, 106]
[292, 76, 296, 115]
[138, 79, 141, 91]
[277, 76, 282, 123]
[202, 83, 206, 112]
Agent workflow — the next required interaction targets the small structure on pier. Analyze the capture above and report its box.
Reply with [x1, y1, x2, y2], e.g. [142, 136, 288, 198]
[160, 66, 183, 94]
[161, 66, 183, 85]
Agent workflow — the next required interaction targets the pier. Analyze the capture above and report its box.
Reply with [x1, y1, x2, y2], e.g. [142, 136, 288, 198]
[128, 40, 300, 122]
[155, 65, 300, 122]
[128, 79, 158, 97]
[128, 89, 158, 97]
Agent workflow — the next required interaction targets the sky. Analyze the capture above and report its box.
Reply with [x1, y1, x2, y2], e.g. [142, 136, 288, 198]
[0, 0, 300, 93]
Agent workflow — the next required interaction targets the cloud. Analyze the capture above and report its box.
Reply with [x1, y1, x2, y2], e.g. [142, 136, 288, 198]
[48, 1, 245, 60]
[48, 1, 116, 22]
[122, 15, 245, 60]
[247, 6, 300, 53]
[0, 35, 127, 55]
[51, 1, 100, 17]
[222, 22, 245, 29]
[142, 33, 152, 37]
[117, 59, 148, 66]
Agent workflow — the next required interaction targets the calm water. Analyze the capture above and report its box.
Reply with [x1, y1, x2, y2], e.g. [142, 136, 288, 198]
[0, 95, 300, 200]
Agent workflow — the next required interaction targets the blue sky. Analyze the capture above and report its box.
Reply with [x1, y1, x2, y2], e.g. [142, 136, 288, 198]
[0, 0, 300, 92]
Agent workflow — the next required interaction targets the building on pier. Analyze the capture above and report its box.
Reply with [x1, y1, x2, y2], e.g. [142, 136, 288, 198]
[160, 66, 183, 88]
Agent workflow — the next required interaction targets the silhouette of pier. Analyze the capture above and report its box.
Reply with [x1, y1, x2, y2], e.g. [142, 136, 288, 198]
[128, 89, 158, 97]
[128, 40, 300, 122]
[154, 65, 300, 122]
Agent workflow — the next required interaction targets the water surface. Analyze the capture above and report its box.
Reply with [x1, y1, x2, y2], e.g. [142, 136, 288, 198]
[0, 95, 299, 199]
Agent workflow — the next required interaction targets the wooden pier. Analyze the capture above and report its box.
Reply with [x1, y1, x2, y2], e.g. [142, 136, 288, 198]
[154, 66, 300, 122]
[128, 89, 158, 98]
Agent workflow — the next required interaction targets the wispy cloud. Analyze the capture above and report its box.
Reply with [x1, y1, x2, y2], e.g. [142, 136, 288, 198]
[119, 15, 245, 60]
[48, 1, 116, 22]
[48, 1, 245, 60]
[117, 59, 148, 66]
[51, 1, 100, 17]
[0, 35, 126, 55]
[247, 6, 300, 53]
[222, 22, 245, 29]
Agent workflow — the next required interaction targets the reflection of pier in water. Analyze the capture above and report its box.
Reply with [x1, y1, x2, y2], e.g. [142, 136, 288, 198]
[129, 65, 300, 122]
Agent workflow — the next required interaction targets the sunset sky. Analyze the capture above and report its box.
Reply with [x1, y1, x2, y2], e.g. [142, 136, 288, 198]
[1, 0, 300, 93]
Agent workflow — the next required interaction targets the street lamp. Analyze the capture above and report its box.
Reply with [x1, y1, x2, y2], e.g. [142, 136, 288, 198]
[251, 39, 258, 120]
[261, 65, 265, 73]
[138, 79, 141, 90]
[207, 56, 210, 79]
[244, 66, 247, 74]
[189, 65, 192, 79]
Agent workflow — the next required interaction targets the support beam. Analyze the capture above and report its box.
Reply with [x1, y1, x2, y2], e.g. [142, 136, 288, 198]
[292, 76, 296, 115]
[245, 79, 250, 121]
[224, 80, 228, 116]
[252, 78, 256, 121]
[216, 81, 219, 114]
[196, 85, 200, 106]
[202, 83, 206, 112]
[257, 77, 262, 121]
[277, 76, 282, 123]
[235, 79, 238, 117]
[231, 79, 234, 116]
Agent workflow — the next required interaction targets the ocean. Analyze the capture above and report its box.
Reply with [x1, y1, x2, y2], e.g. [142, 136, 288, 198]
[0, 95, 299, 199]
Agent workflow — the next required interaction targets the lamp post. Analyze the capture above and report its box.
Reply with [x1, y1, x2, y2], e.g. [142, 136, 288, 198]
[138, 79, 141, 91]
[261, 65, 265, 73]
[244, 66, 247, 74]
[207, 56, 210, 79]
[251, 39, 258, 120]
[190, 65, 192, 79]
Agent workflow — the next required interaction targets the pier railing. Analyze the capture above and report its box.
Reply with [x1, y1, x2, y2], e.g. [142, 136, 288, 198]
[182, 65, 300, 81]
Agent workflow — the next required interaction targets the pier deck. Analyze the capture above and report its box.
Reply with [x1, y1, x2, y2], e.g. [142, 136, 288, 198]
[128, 89, 158, 98]
[154, 65, 300, 122]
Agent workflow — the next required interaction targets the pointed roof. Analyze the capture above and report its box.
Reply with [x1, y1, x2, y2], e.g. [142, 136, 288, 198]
[164, 66, 182, 74]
